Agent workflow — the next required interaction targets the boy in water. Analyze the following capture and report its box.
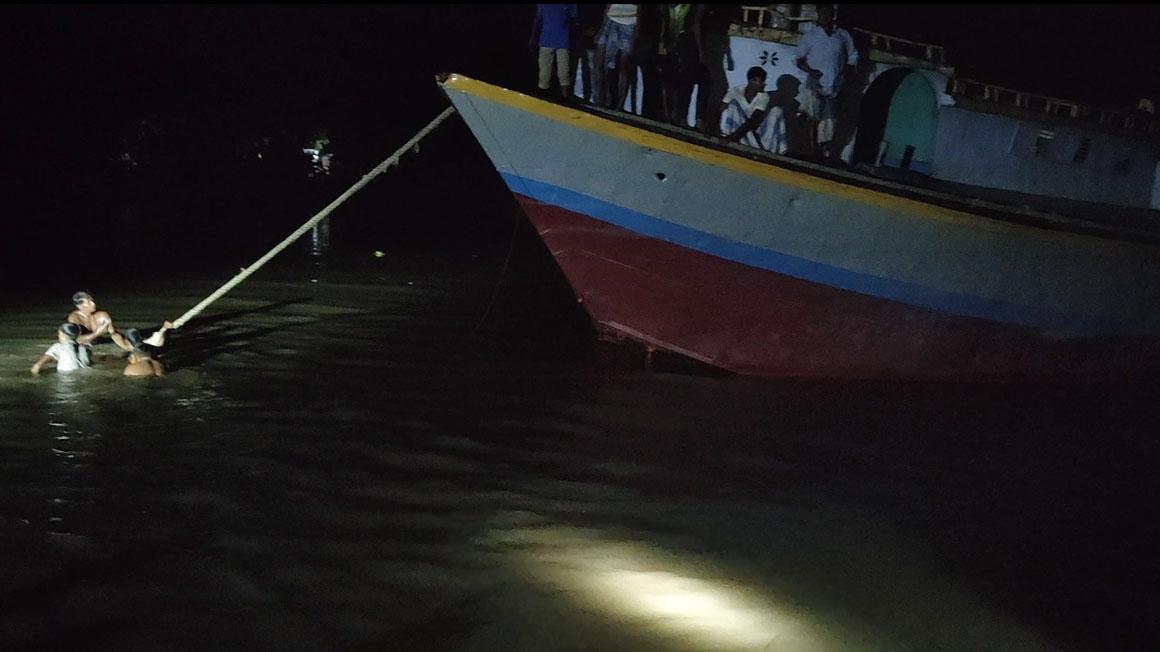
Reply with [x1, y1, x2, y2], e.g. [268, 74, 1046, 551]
[31, 323, 92, 375]
[122, 328, 165, 377]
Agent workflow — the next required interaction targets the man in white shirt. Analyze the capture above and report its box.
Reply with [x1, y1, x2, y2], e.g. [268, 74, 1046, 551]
[31, 323, 92, 375]
[720, 66, 787, 154]
[794, 5, 858, 159]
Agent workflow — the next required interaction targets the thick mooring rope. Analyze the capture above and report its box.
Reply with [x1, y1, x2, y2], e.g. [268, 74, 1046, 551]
[149, 107, 457, 342]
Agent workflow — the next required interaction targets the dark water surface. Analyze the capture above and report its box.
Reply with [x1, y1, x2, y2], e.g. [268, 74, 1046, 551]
[2, 255, 1157, 651]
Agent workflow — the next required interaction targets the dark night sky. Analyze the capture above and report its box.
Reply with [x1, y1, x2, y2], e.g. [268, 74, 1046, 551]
[843, 4, 1160, 107]
[2, 5, 1158, 289]
[3, 5, 530, 166]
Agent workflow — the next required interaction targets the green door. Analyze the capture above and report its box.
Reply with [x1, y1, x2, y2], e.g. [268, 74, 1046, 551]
[879, 72, 939, 174]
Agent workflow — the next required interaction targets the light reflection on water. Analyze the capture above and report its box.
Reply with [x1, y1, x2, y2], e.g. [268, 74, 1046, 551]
[1, 261, 1157, 651]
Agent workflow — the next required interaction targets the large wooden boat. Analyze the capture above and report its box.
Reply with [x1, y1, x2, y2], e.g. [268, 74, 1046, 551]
[437, 9, 1160, 379]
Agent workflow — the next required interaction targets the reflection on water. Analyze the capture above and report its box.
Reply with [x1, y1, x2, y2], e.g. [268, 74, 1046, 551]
[310, 217, 331, 257]
[1, 257, 1157, 651]
[48, 373, 88, 408]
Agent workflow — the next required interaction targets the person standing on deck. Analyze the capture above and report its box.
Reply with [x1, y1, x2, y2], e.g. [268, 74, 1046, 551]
[594, 4, 639, 110]
[794, 4, 858, 160]
[530, 3, 579, 100]
[657, 4, 708, 128]
[697, 4, 737, 134]
[572, 5, 606, 104]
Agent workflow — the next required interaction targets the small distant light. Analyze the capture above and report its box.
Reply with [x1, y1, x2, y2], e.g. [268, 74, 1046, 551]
[373, 250, 385, 258]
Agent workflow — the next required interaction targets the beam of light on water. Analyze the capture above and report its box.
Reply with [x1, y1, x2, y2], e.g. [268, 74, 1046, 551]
[488, 525, 849, 652]
[485, 521, 1064, 651]
[583, 567, 811, 650]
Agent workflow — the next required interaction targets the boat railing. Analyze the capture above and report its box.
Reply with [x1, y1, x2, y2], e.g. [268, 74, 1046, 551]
[732, 5, 809, 45]
[733, 6, 949, 70]
[949, 78, 1160, 135]
[850, 28, 946, 66]
[738, 5, 815, 31]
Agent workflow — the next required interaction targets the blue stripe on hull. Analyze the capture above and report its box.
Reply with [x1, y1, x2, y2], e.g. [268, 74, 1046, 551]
[502, 172, 1113, 336]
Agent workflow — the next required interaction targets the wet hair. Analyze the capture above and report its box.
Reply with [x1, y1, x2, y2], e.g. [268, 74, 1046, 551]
[59, 323, 81, 341]
[124, 328, 144, 349]
[746, 66, 767, 82]
[124, 328, 154, 358]
[72, 290, 93, 306]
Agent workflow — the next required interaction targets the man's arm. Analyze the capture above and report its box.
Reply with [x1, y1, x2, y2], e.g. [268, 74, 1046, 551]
[110, 332, 132, 352]
[841, 29, 859, 86]
[31, 354, 53, 375]
[76, 325, 107, 346]
[724, 109, 768, 143]
[795, 36, 820, 78]
[843, 29, 859, 65]
[796, 56, 821, 78]
[76, 312, 112, 346]
[141, 322, 173, 349]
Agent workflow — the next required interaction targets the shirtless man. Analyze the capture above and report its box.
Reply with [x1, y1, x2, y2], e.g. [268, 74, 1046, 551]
[122, 328, 165, 377]
[67, 291, 132, 351]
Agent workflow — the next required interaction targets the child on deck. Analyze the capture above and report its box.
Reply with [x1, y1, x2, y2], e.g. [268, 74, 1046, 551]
[31, 324, 92, 375]
[122, 328, 165, 377]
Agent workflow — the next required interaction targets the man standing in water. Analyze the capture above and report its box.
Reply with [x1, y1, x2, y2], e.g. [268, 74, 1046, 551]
[67, 291, 132, 352]
[794, 4, 858, 160]
[122, 328, 166, 377]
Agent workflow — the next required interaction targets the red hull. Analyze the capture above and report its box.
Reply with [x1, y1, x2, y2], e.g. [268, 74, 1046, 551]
[517, 195, 1155, 379]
